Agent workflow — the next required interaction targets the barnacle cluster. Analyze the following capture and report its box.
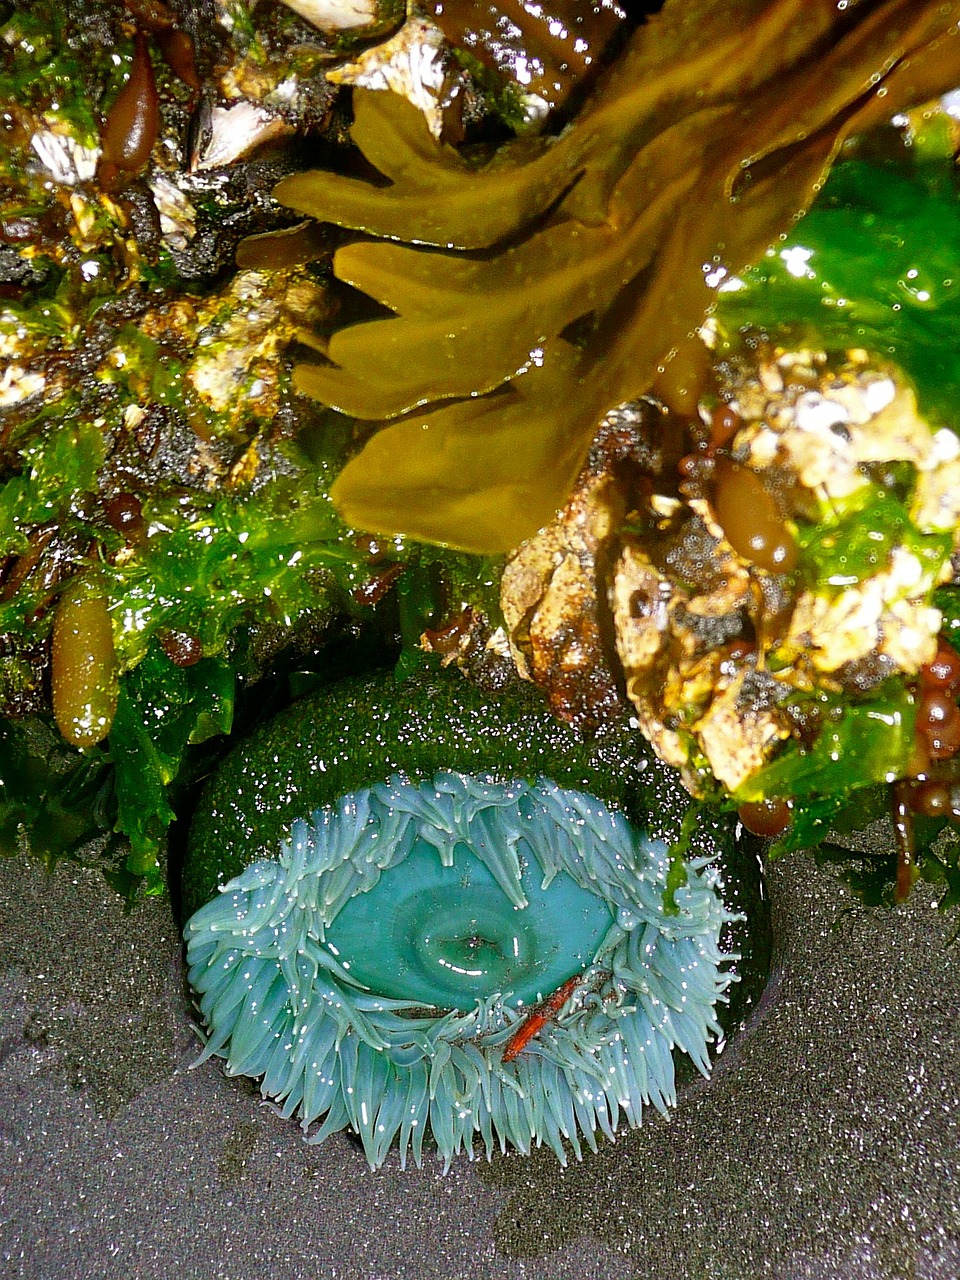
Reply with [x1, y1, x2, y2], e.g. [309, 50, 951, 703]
[625, 352, 956, 797]
[498, 328, 960, 866]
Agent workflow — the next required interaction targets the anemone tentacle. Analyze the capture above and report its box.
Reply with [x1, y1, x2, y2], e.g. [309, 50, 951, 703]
[185, 772, 738, 1171]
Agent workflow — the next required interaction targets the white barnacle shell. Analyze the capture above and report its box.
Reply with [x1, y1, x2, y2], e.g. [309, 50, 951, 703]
[326, 17, 447, 137]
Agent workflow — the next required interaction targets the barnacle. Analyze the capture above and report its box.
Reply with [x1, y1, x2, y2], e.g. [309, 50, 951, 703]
[274, 0, 960, 552]
[182, 670, 767, 1169]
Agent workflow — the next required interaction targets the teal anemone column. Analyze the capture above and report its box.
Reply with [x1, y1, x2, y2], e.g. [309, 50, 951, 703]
[183, 670, 767, 1170]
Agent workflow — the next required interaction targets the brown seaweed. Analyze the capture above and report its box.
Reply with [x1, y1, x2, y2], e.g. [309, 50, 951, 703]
[423, 0, 628, 114]
[277, 0, 960, 552]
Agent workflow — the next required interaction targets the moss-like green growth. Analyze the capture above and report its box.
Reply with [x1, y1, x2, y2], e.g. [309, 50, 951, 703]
[0, 3, 101, 148]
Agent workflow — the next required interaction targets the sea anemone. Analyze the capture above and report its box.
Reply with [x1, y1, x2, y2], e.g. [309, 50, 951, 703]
[182, 671, 762, 1169]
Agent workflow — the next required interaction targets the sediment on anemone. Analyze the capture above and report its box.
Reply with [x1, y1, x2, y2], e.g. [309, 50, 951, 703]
[182, 670, 770, 1170]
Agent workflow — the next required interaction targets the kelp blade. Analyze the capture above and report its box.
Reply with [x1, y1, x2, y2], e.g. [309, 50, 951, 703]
[316, 149, 700, 420]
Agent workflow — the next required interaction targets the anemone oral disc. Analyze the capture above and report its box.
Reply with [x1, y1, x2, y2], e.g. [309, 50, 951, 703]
[324, 827, 615, 1009]
[182, 671, 769, 1170]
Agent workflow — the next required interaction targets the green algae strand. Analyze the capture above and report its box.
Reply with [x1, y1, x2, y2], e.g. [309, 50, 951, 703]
[52, 579, 119, 748]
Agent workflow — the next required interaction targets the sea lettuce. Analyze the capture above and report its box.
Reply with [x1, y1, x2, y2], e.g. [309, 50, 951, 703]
[716, 155, 960, 429]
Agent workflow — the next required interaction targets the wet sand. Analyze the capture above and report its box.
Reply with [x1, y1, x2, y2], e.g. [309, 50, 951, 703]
[1, 842, 959, 1280]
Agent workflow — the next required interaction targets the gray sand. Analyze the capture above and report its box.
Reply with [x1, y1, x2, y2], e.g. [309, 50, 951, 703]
[1, 844, 959, 1280]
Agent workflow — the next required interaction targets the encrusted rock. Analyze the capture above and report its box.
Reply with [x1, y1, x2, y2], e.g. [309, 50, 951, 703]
[503, 348, 960, 799]
[501, 470, 624, 734]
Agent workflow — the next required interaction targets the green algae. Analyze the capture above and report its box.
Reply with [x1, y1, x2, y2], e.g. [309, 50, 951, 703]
[797, 486, 952, 595]
[716, 156, 960, 429]
[737, 687, 917, 821]
[110, 648, 235, 878]
[0, 4, 101, 146]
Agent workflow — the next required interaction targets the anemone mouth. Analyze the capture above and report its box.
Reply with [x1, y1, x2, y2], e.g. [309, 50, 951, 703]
[184, 771, 739, 1171]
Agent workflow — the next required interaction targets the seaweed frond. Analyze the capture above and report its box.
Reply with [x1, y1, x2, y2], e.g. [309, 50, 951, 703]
[276, 0, 960, 552]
